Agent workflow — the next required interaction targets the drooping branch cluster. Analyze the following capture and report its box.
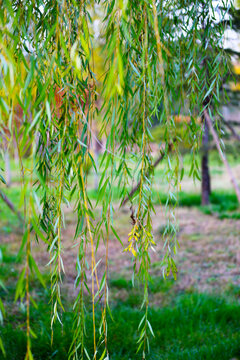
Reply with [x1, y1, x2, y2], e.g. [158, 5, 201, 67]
[0, 0, 231, 359]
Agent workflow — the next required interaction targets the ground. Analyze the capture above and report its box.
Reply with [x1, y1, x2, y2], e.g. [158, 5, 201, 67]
[2, 204, 240, 301]
[1, 153, 240, 359]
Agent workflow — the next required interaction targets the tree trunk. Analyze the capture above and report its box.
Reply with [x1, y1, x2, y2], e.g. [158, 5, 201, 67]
[201, 117, 211, 205]
[200, 2, 211, 206]
[204, 109, 240, 204]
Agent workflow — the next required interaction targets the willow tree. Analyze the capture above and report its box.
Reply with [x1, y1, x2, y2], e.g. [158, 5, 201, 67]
[0, 0, 231, 359]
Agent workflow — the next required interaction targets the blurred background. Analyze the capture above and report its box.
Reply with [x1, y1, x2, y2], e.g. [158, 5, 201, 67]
[0, 1, 240, 359]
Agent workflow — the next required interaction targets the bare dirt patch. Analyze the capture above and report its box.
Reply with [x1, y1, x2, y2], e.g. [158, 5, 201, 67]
[1, 206, 240, 299]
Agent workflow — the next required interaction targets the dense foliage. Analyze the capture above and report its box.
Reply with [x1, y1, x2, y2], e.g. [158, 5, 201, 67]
[0, 1, 232, 359]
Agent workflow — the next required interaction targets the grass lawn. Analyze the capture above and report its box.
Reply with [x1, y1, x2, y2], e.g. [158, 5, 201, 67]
[1, 232, 240, 359]
[1, 280, 240, 359]
[1, 153, 240, 359]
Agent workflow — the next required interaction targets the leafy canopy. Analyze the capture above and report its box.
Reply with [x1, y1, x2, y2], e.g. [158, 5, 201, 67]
[0, 0, 231, 359]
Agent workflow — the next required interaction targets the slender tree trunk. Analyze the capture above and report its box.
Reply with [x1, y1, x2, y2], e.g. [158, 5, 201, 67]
[4, 149, 11, 187]
[201, 117, 211, 205]
[200, 2, 211, 206]
[204, 109, 240, 204]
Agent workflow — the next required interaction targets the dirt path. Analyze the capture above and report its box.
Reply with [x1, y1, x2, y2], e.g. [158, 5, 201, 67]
[2, 206, 240, 298]
[41, 206, 240, 295]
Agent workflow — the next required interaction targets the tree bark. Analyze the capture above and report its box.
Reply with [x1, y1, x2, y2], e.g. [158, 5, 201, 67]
[201, 116, 211, 205]
[200, 2, 211, 206]
[204, 109, 240, 204]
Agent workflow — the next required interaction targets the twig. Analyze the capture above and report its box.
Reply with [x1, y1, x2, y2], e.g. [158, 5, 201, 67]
[222, 119, 240, 142]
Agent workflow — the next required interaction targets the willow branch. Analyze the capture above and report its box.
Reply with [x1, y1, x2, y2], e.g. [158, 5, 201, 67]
[121, 142, 174, 207]
[223, 119, 240, 142]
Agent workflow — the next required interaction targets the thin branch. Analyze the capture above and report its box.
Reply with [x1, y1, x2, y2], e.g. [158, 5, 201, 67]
[121, 142, 174, 207]
[222, 119, 240, 142]
[204, 109, 240, 204]
[0, 189, 23, 223]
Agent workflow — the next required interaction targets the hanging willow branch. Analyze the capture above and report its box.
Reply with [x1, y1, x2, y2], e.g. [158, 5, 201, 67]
[121, 141, 175, 207]
[0, 0, 232, 358]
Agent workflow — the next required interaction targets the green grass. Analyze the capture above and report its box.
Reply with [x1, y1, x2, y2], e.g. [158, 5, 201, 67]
[1, 151, 240, 228]
[110, 277, 133, 290]
[0, 244, 23, 295]
[199, 192, 240, 219]
[1, 291, 240, 360]
[1, 156, 240, 359]
[110, 276, 175, 295]
[1, 245, 240, 360]
[0, 186, 24, 232]
[151, 190, 240, 219]
[1, 185, 239, 233]
[88, 187, 240, 216]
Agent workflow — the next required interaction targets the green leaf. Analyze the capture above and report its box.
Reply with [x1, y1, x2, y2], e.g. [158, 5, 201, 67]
[28, 110, 42, 133]
[96, 178, 109, 206]
[111, 225, 123, 246]
[0, 337, 6, 357]
[29, 255, 46, 288]
[0, 175, 6, 184]
[15, 267, 26, 301]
